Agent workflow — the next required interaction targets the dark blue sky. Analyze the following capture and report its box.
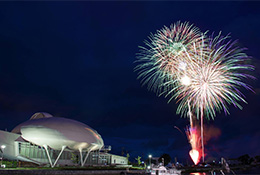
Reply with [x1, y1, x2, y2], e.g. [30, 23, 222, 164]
[0, 1, 259, 163]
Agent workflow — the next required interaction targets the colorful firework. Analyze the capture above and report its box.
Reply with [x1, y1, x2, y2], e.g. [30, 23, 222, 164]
[135, 21, 205, 95]
[135, 21, 254, 163]
[136, 22, 253, 119]
[174, 33, 254, 120]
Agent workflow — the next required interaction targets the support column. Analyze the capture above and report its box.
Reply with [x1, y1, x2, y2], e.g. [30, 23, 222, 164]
[79, 148, 83, 167]
[43, 145, 53, 167]
[52, 146, 66, 168]
[97, 148, 101, 165]
[43, 145, 67, 168]
[82, 145, 96, 167]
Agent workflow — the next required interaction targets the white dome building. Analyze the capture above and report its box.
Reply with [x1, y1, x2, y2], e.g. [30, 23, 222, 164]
[0, 112, 107, 167]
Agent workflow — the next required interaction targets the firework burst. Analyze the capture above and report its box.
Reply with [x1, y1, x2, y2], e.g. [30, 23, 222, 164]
[174, 33, 254, 120]
[135, 21, 205, 95]
[136, 22, 253, 120]
[135, 21, 254, 164]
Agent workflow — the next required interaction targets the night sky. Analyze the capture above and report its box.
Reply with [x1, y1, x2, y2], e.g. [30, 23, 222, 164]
[0, 1, 259, 163]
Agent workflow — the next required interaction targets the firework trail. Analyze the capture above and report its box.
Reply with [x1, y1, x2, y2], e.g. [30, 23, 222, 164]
[187, 100, 201, 164]
[174, 123, 201, 165]
[174, 126, 185, 136]
[186, 126, 201, 165]
[135, 21, 254, 163]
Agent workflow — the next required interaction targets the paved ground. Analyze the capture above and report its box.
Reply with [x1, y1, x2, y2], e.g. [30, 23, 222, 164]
[0, 169, 146, 175]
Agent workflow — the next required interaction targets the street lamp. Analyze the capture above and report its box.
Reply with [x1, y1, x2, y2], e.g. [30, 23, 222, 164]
[1, 145, 6, 150]
[1, 145, 6, 168]
[148, 155, 152, 167]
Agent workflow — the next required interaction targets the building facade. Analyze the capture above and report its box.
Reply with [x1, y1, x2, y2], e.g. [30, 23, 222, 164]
[0, 112, 127, 167]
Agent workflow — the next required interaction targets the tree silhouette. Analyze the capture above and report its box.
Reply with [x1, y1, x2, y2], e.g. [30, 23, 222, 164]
[238, 154, 250, 165]
[135, 156, 142, 166]
[159, 154, 171, 165]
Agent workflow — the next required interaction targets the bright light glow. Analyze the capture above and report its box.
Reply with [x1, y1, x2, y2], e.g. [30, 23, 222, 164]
[1, 145, 6, 149]
[179, 62, 187, 71]
[148, 155, 152, 158]
[186, 126, 201, 164]
[147, 165, 151, 169]
[181, 75, 191, 86]
[189, 149, 200, 165]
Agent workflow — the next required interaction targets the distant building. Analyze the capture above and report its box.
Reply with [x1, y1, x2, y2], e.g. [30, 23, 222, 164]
[0, 112, 127, 167]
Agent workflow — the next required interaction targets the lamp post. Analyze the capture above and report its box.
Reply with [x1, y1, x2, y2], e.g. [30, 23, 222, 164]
[148, 155, 152, 168]
[1, 145, 6, 168]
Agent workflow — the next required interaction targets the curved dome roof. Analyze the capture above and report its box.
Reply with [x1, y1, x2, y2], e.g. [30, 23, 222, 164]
[12, 112, 104, 151]
[12, 112, 54, 134]
[30, 112, 53, 120]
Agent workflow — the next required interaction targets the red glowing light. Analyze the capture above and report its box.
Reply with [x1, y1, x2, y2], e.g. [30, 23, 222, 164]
[186, 126, 201, 165]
